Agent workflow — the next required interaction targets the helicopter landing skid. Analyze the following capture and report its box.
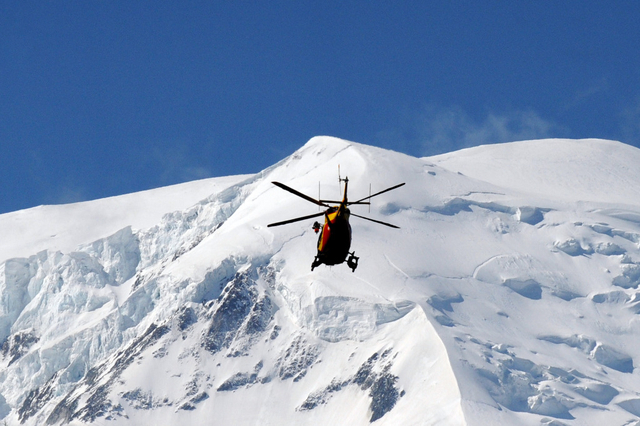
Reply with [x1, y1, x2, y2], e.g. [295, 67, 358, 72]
[310, 253, 359, 272]
[347, 252, 359, 272]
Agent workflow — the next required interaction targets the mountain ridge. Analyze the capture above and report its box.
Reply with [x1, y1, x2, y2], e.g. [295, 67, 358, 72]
[1, 136, 639, 425]
[430, 138, 640, 205]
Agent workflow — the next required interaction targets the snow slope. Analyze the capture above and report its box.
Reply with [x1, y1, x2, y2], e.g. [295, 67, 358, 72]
[0, 175, 250, 264]
[1, 136, 640, 426]
[429, 138, 640, 205]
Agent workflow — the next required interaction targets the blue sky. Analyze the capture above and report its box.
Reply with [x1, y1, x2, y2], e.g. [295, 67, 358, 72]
[1, 1, 639, 214]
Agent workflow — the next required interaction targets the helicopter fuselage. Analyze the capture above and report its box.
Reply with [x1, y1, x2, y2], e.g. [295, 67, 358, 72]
[311, 178, 359, 271]
[315, 204, 352, 266]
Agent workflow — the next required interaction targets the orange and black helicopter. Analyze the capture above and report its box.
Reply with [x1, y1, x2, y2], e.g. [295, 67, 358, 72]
[268, 175, 405, 272]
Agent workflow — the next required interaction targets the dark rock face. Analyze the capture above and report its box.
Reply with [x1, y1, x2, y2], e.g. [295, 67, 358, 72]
[277, 336, 319, 382]
[119, 388, 173, 411]
[202, 269, 278, 357]
[217, 372, 258, 392]
[299, 349, 402, 422]
[179, 392, 209, 409]
[353, 352, 381, 388]
[245, 296, 274, 336]
[18, 373, 57, 423]
[202, 272, 258, 354]
[299, 379, 349, 411]
[217, 361, 262, 392]
[121, 389, 154, 410]
[369, 372, 400, 422]
[177, 306, 198, 331]
[354, 350, 401, 422]
[2, 330, 39, 366]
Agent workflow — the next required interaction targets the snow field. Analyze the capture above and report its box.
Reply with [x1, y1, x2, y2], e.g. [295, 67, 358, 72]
[0, 175, 250, 265]
[1, 136, 640, 425]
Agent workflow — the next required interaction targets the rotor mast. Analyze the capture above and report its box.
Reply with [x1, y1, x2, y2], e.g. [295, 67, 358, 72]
[338, 164, 348, 205]
[341, 176, 349, 204]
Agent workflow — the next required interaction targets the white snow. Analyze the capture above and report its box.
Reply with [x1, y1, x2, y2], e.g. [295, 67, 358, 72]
[0, 136, 640, 426]
[0, 175, 250, 265]
[429, 138, 640, 205]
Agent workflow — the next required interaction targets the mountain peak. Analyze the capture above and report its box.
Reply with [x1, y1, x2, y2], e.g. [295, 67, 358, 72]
[1, 137, 639, 425]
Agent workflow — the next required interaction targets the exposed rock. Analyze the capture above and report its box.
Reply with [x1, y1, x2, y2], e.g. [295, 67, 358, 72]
[277, 336, 319, 382]
[1, 329, 38, 366]
[202, 271, 258, 354]
[18, 373, 57, 423]
[299, 349, 402, 422]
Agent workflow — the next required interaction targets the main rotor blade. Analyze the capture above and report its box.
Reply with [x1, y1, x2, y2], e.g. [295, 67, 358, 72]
[351, 213, 400, 228]
[320, 199, 370, 205]
[267, 212, 325, 228]
[272, 181, 330, 207]
[351, 182, 405, 204]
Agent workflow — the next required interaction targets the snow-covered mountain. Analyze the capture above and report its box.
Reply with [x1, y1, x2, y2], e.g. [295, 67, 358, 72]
[1, 136, 640, 426]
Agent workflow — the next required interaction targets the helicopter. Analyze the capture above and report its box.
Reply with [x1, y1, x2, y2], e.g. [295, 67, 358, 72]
[267, 174, 405, 272]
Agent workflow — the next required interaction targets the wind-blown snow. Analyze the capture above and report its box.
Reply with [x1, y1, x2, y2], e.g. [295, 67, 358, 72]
[1, 136, 640, 425]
